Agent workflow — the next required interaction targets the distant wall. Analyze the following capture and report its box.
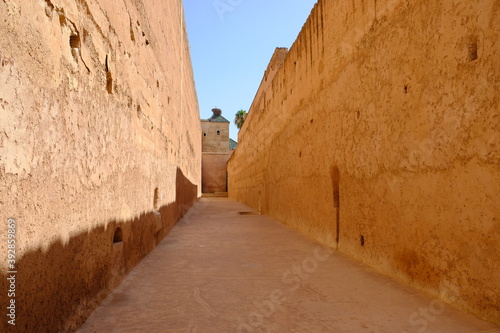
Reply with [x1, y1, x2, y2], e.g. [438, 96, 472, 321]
[0, 0, 200, 331]
[228, 0, 499, 324]
[201, 117, 231, 193]
[202, 152, 232, 193]
[201, 120, 230, 152]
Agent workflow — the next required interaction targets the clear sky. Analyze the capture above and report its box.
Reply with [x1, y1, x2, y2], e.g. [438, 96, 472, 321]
[183, 0, 318, 141]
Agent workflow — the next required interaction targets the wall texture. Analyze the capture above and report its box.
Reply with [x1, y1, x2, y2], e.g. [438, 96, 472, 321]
[0, 0, 200, 331]
[202, 152, 232, 193]
[228, 0, 499, 325]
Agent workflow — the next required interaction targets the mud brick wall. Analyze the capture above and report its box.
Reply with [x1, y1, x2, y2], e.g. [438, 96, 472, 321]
[0, 0, 201, 331]
[228, 0, 499, 324]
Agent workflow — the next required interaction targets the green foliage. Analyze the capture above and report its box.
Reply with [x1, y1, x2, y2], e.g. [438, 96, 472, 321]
[234, 110, 248, 130]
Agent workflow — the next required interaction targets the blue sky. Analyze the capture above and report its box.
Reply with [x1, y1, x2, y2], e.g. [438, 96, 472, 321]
[183, 0, 318, 141]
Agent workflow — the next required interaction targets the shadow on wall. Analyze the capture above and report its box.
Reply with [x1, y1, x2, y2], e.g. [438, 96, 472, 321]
[0, 168, 198, 333]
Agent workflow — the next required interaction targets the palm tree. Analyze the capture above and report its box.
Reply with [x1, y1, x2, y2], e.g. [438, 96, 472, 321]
[234, 110, 247, 130]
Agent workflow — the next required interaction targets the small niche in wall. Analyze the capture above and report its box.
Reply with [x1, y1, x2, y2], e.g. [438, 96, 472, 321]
[129, 19, 135, 41]
[360, 235, 365, 247]
[217, 130, 220, 136]
[69, 32, 81, 63]
[113, 227, 123, 245]
[467, 35, 478, 62]
[331, 166, 340, 247]
[332, 167, 340, 209]
[105, 55, 113, 94]
[153, 187, 159, 211]
[106, 71, 113, 94]
[70, 34, 80, 49]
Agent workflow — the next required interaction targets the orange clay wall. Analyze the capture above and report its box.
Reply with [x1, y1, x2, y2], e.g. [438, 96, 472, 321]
[0, 0, 201, 331]
[202, 152, 232, 193]
[228, 0, 499, 324]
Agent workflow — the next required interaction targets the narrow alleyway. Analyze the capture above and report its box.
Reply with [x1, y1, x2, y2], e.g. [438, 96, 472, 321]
[78, 198, 498, 333]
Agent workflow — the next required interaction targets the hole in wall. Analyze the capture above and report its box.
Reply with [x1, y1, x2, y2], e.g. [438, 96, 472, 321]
[153, 188, 159, 211]
[203, 133, 207, 137]
[331, 166, 340, 247]
[70, 34, 80, 49]
[157, 80, 160, 88]
[360, 235, 365, 247]
[238, 211, 261, 216]
[299, 151, 302, 158]
[332, 167, 340, 208]
[356, 110, 361, 119]
[145, 39, 150, 46]
[310, 119, 314, 124]
[105, 55, 112, 94]
[404, 85, 409, 94]
[113, 227, 123, 244]
[129, 19, 135, 41]
[106, 71, 113, 94]
[137, 105, 141, 117]
[468, 35, 478, 61]
[69, 33, 81, 62]
[105, 55, 109, 72]
[130, 27, 135, 41]
[217, 130, 220, 135]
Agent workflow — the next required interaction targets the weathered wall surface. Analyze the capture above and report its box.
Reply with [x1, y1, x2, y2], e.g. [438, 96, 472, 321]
[0, 0, 200, 331]
[202, 152, 232, 193]
[228, 0, 499, 324]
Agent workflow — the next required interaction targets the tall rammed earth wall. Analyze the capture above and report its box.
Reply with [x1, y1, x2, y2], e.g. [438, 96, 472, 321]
[228, 0, 499, 324]
[0, 0, 200, 331]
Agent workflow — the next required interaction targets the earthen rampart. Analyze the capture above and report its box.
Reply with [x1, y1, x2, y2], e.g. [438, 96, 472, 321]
[229, 0, 499, 324]
[0, 0, 200, 331]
